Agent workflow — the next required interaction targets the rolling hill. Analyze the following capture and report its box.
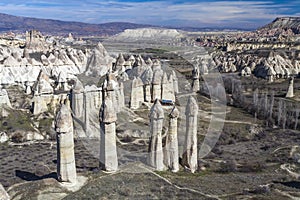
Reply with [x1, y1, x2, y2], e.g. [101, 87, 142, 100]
[0, 13, 155, 36]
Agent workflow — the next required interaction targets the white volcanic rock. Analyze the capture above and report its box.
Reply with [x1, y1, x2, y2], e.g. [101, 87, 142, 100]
[99, 94, 118, 172]
[48, 53, 57, 64]
[128, 55, 135, 66]
[162, 72, 175, 101]
[286, 77, 294, 98]
[115, 53, 126, 67]
[0, 46, 11, 58]
[152, 68, 164, 101]
[152, 59, 162, 71]
[172, 71, 179, 94]
[182, 96, 198, 173]
[0, 47, 84, 86]
[0, 65, 41, 84]
[25, 30, 47, 51]
[59, 49, 74, 66]
[41, 54, 50, 66]
[33, 70, 53, 95]
[114, 28, 183, 40]
[3, 55, 20, 67]
[56, 103, 77, 183]
[130, 77, 144, 109]
[215, 51, 300, 79]
[118, 72, 129, 82]
[67, 48, 80, 66]
[0, 64, 80, 86]
[127, 55, 147, 78]
[164, 106, 179, 172]
[85, 84, 102, 111]
[141, 66, 153, 85]
[0, 183, 9, 200]
[85, 42, 113, 77]
[77, 49, 88, 72]
[0, 132, 9, 143]
[145, 57, 153, 67]
[71, 79, 85, 118]
[53, 51, 64, 66]
[0, 88, 12, 108]
[148, 99, 165, 171]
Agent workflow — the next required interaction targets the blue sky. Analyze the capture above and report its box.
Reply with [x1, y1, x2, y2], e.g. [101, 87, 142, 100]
[0, 0, 299, 29]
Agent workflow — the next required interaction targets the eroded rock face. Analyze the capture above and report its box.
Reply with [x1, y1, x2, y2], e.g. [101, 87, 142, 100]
[148, 99, 165, 171]
[210, 41, 300, 80]
[33, 70, 53, 95]
[32, 95, 48, 115]
[130, 77, 144, 109]
[0, 132, 9, 143]
[85, 42, 113, 77]
[99, 94, 118, 172]
[0, 31, 89, 87]
[141, 67, 153, 102]
[152, 69, 164, 101]
[286, 77, 294, 98]
[71, 79, 85, 118]
[172, 71, 179, 94]
[191, 65, 200, 92]
[55, 104, 77, 183]
[117, 82, 125, 110]
[113, 28, 183, 43]
[127, 55, 147, 78]
[141, 67, 153, 85]
[114, 53, 126, 72]
[162, 73, 175, 101]
[164, 106, 179, 172]
[103, 73, 122, 113]
[0, 88, 12, 108]
[182, 96, 198, 173]
[25, 30, 47, 51]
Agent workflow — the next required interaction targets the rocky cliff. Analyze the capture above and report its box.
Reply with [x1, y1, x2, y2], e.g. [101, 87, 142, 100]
[259, 17, 300, 34]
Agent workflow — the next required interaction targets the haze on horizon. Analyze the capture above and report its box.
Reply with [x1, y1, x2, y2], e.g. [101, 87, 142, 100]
[0, 0, 299, 29]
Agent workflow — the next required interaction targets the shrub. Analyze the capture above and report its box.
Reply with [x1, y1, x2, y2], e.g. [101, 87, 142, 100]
[239, 161, 265, 173]
[11, 132, 24, 143]
[216, 160, 237, 173]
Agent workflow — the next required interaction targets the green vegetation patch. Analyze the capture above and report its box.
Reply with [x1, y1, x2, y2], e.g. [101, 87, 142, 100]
[0, 108, 34, 132]
[130, 48, 168, 54]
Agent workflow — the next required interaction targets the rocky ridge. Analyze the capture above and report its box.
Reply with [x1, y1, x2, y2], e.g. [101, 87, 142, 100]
[260, 17, 300, 34]
[110, 28, 183, 43]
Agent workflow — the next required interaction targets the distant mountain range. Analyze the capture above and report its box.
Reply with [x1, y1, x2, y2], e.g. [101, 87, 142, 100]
[0, 13, 156, 36]
[0, 12, 298, 36]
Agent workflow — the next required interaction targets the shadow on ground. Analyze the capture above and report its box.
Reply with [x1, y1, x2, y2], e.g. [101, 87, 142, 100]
[15, 170, 57, 182]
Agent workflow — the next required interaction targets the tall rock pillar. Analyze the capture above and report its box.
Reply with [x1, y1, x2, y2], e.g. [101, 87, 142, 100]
[148, 99, 165, 171]
[172, 70, 179, 94]
[182, 96, 198, 173]
[141, 66, 153, 102]
[55, 104, 77, 183]
[286, 77, 294, 98]
[162, 72, 175, 102]
[99, 94, 118, 172]
[130, 77, 144, 109]
[118, 82, 125, 109]
[191, 65, 200, 92]
[164, 106, 179, 172]
[151, 69, 163, 101]
[71, 80, 84, 118]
